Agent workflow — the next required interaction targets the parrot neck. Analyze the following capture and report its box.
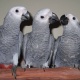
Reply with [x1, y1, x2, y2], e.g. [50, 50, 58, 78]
[63, 25, 79, 36]
[3, 17, 20, 36]
[32, 21, 50, 38]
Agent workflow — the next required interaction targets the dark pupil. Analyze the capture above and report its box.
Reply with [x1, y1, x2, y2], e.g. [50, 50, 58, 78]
[15, 9, 19, 13]
[73, 17, 76, 20]
[41, 16, 44, 19]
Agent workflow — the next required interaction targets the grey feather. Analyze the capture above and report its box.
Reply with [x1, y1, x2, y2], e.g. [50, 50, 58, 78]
[0, 6, 32, 65]
[23, 33, 30, 61]
[52, 36, 61, 67]
[19, 31, 23, 58]
[54, 14, 80, 68]
[23, 9, 60, 68]
[0, 6, 33, 79]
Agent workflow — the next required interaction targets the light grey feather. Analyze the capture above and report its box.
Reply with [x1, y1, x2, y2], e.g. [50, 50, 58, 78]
[55, 14, 80, 68]
[23, 9, 60, 68]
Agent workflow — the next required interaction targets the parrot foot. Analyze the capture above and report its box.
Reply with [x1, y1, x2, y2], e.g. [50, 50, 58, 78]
[25, 61, 33, 68]
[26, 61, 33, 68]
[78, 66, 80, 70]
[42, 62, 49, 72]
[43, 68, 46, 72]
[24, 68, 26, 71]
[27, 64, 31, 68]
[12, 65, 17, 79]
[24, 65, 33, 71]
[53, 64, 56, 68]
[42, 62, 49, 68]
[74, 64, 80, 70]
[23, 66, 26, 71]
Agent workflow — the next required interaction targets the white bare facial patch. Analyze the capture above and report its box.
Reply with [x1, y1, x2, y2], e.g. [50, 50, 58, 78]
[9, 6, 28, 20]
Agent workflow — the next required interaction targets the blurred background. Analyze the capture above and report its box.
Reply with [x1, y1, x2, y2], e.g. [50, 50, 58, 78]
[0, 0, 80, 38]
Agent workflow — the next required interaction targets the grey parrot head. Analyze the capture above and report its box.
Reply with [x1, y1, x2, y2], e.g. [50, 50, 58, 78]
[60, 14, 80, 27]
[33, 9, 60, 33]
[6, 6, 32, 22]
[5, 6, 33, 31]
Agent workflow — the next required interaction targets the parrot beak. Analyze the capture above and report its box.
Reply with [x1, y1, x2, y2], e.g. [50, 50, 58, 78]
[20, 11, 33, 31]
[22, 11, 31, 21]
[49, 12, 60, 25]
[60, 14, 69, 26]
[21, 11, 33, 24]
[49, 12, 61, 34]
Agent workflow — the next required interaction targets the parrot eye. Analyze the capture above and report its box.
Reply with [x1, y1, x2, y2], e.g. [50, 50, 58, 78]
[40, 16, 44, 19]
[15, 9, 19, 13]
[73, 17, 76, 20]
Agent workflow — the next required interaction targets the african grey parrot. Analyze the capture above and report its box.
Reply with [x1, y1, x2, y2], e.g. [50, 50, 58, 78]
[0, 6, 32, 79]
[23, 9, 60, 68]
[53, 14, 80, 69]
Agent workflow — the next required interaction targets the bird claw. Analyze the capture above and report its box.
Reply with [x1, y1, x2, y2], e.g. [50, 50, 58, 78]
[53, 64, 56, 68]
[74, 64, 80, 70]
[12, 65, 17, 79]
[26, 64, 33, 68]
[24, 68, 26, 71]
[78, 66, 80, 70]
[43, 68, 45, 72]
